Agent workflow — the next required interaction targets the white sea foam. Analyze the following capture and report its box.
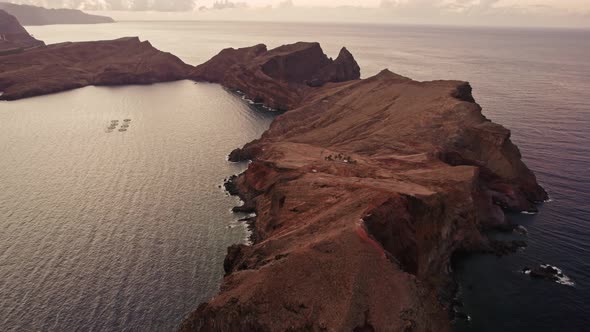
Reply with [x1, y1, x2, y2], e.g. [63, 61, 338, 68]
[515, 225, 528, 235]
[541, 265, 576, 287]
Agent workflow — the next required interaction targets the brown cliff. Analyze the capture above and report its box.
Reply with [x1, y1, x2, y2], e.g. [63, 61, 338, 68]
[0, 9, 44, 53]
[0, 37, 193, 100]
[191, 42, 361, 111]
[182, 44, 546, 331]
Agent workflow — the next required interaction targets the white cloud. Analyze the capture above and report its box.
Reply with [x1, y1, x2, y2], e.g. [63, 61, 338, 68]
[7, 0, 197, 11]
[4, 0, 590, 26]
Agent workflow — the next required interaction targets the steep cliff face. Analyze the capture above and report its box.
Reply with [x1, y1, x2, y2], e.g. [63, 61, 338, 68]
[0, 2, 114, 25]
[0, 9, 44, 52]
[191, 42, 361, 110]
[182, 45, 546, 331]
[191, 44, 268, 83]
[0, 37, 193, 100]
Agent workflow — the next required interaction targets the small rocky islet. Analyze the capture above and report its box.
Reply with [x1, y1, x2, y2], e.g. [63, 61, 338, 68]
[522, 264, 574, 286]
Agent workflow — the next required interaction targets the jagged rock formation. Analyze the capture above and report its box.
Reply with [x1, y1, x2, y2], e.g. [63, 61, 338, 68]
[191, 42, 361, 110]
[0, 37, 193, 100]
[0, 9, 44, 52]
[0, 2, 114, 25]
[181, 43, 546, 331]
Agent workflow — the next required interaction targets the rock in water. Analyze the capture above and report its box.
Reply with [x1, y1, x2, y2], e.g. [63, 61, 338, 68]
[530, 265, 560, 280]
[0, 37, 194, 100]
[181, 43, 547, 331]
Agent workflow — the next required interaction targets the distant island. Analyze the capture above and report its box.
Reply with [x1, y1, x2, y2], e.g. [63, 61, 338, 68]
[0, 2, 113, 26]
[0, 15, 547, 331]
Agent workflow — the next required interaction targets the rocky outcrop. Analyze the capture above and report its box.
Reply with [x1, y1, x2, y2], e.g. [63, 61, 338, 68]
[524, 265, 562, 281]
[182, 44, 546, 331]
[0, 2, 114, 25]
[0, 9, 44, 52]
[191, 44, 267, 83]
[522, 264, 574, 286]
[191, 42, 361, 110]
[0, 37, 193, 100]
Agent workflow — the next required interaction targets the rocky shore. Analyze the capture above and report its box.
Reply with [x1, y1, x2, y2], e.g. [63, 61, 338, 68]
[181, 43, 547, 331]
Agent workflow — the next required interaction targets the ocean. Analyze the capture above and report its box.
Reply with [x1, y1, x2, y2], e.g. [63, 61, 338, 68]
[1, 21, 588, 331]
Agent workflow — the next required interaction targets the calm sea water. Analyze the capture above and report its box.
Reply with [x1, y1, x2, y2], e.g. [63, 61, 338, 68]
[0, 22, 588, 331]
[0, 81, 275, 331]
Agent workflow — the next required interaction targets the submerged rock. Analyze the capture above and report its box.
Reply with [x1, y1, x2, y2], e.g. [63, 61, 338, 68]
[523, 264, 574, 286]
[531, 265, 560, 280]
[488, 240, 528, 256]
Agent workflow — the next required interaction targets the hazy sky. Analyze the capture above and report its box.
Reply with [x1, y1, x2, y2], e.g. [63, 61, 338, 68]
[6, 0, 590, 27]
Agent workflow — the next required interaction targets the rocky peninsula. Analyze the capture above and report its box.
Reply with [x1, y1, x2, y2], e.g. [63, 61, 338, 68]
[0, 36, 193, 100]
[181, 43, 547, 331]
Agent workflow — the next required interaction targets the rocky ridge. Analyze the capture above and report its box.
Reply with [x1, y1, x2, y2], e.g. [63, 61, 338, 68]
[182, 43, 547, 331]
[0, 32, 547, 330]
[0, 36, 193, 100]
[191, 42, 360, 111]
